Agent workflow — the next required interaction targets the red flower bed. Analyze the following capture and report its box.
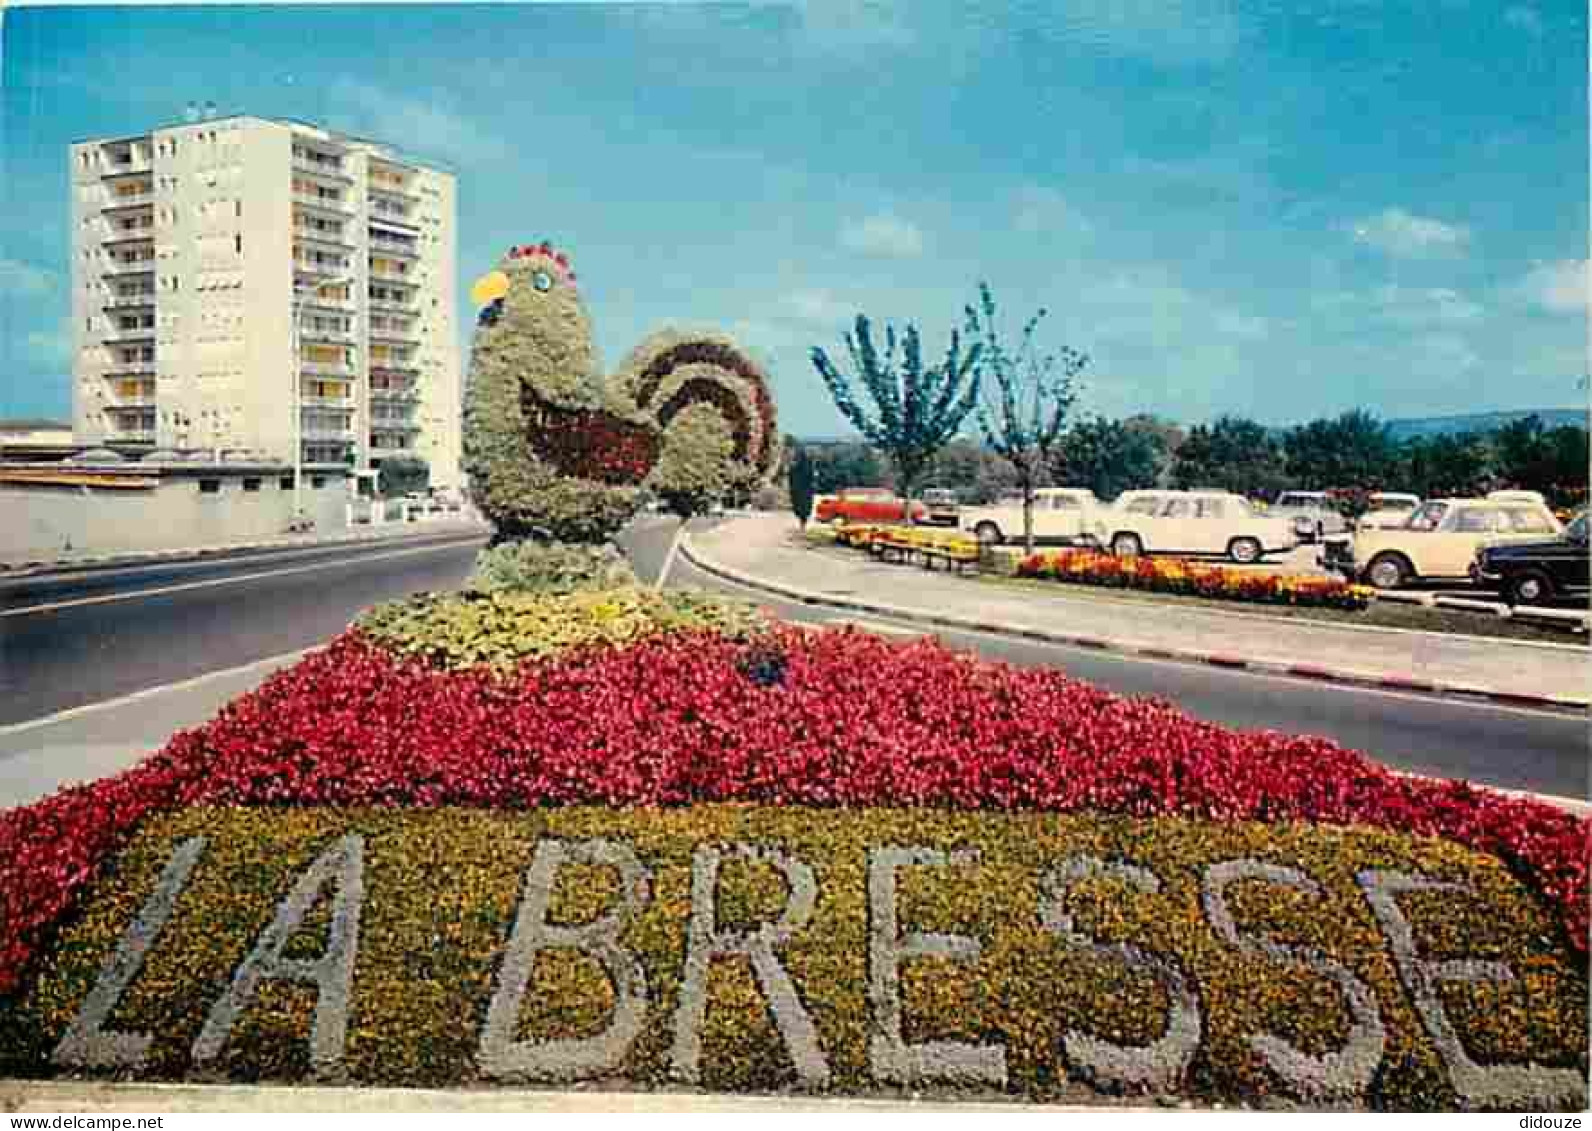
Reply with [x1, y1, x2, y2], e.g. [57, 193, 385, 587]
[1, 627, 1586, 995]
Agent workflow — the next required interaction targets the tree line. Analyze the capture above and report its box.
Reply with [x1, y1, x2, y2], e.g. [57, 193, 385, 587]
[794, 409, 1589, 510]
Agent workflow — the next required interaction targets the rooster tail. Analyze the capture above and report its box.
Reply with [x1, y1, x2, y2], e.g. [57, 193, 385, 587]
[614, 330, 781, 484]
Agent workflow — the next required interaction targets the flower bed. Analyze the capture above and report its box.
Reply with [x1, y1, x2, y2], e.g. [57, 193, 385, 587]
[0, 596, 1586, 1107]
[1018, 549, 1376, 611]
[6, 806, 1584, 1108]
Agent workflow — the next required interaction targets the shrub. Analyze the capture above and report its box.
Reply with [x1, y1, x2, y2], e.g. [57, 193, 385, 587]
[356, 586, 771, 672]
[1017, 549, 1375, 611]
[468, 539, 637, 595]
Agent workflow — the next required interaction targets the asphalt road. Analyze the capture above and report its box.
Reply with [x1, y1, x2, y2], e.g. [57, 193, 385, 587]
[621, 517, 1589, 801]
[3, 517, 1583, 801]
[1, 529, 486, 725]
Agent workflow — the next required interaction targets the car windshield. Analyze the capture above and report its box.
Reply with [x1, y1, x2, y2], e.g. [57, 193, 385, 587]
[1569, 515, 1588, 542]
[1373, 497, 1418, 511]
[1405, 502, 1448, 531]
[1278, 494, 1319, 508]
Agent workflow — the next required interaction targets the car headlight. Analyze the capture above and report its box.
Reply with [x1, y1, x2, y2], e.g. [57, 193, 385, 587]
[1292, 516, 1314, 534]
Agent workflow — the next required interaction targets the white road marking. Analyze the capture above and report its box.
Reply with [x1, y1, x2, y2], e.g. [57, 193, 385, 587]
[3, 539, 477, 619]
[0, 647, 316, 737]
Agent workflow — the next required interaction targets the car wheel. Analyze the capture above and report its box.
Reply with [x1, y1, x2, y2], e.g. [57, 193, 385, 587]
[1111, 532, 1143, 558]
[1366, 552, 1411, 591]
[1505, 569, 1554, 607]
[974, 522, 1003, 546]
[1228, 537, 1262, 565]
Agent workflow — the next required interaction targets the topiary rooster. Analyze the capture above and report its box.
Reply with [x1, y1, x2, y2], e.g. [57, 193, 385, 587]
[462, 241, 780, 544]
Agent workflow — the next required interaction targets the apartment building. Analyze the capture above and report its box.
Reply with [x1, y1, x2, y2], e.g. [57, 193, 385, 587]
[69, 115, 461, 487]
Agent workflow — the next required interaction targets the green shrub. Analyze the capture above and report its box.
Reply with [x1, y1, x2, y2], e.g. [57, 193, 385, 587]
[469, 540, 637, 595]
[358, 586, 770, 672]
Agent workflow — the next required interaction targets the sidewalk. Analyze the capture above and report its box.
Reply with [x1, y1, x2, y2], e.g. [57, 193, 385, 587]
[0, 515, 489, 577]
[683, 514, 1590, 711]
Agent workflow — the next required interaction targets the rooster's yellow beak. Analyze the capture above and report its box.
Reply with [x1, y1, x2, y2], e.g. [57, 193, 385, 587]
[470, 270, 510, 308]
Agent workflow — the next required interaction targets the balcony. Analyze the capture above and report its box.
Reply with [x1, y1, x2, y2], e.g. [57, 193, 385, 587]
[293, 154, 354, 184]
[368, 295, 418, 315]
[368, 205, 418, 230]
[303, 426, 357, 442]
[300, 358, 355, 377]
[369, 387, 418, 406]
[104, 361, 157, 377]
[297, 294, 355, 315]
[367, 180, 420, 204]
[369, 360, 419, 378]
[299, 325, 356, 346]
[103, 227, 156, 247]
[102, 326, 157, 344]
[103, 292, 156, 310]
[369, 327, 420, 347]
[368, 267, 418, 286]
[108, 393, 157, 410]
[300, 394, 354, 409]
[294, 258, 352, 281]
[103, 191, 154, 211]
[294, 227, 355, 252]
[102, 159, 153, 179]
[369, 236, 420, 260]
[104, 258, 156, 276]
[294, 192, 353, 215]
[105, 430, 157, 445]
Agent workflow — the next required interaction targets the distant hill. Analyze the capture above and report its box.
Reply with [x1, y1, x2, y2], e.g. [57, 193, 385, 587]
[1385, 408, 1587, 441]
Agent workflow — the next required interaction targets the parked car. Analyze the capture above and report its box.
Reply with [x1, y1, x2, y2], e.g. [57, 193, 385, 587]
[1094, 491, 1298, 564]
[1354, 492, 1422, 531]
[1111, 489, 1178, 517]
[959, 487, 1102, 546]
[1471, 510, 1589, 606]
[919, 487, 962, 527]
[815, 486, 928, 526]
[1323, 497, 1564, 589]
[1268, 490, 1349, 543]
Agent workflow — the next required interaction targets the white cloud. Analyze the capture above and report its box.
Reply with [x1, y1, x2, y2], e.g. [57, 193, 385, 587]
[1372, 285, 1485, 325]
[1504, 5, 1545, 36]
[1515, 259, 1588, 314]
[1348, 208, 1470, 257]
[1013, 186, 1090, 236]
[839, 213, 925, 259]
[0, 259, 57, 297]
[327, 80, 508, 166]
[778, 288, 857, 330]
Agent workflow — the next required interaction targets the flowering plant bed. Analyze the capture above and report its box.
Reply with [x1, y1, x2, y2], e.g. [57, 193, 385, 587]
[0, 595, 1586, 1108]
[3, 806, 1585, 1109]
[1017, 549, 1376, 611]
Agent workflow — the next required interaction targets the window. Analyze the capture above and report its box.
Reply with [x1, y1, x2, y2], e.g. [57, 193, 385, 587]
[311, 475, 327, 489]
[1407, 502, 1448, 532]
[1503, 507, 1555, 534]
[198, 478, 221, 495]
[279, 475, 295, 490]
[1162, 499, 1193, 519]
[1127, 499, 1160, 516]
[242, 477, 261, 493]
[1196, 499, 1226, 519]
[235, 234, 242, 255]
[1453, 508, 1497, 533]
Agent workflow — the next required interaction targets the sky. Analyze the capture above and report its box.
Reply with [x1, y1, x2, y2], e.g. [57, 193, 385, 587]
[2, 0, 1588, 439]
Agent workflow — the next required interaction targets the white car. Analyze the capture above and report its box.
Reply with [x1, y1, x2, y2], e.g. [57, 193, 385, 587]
[1325, 497, 1564, 589]
[1355, 492, 1422, 531]
[1094, 491, 1298, 564]
[959, 487, 1102, 546]
[1269, 490, 1349, 542]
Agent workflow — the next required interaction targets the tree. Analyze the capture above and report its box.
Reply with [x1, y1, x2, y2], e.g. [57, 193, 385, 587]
[378, 456, 429, 498]
[788, 444, 816, 530]
[1056, 416, 1166, 501]
[804, 441, 887, 494]
[1284, 409, 1395, 489]
[1400, 432, 1491, 498]
[1170, 416, 1287, 498]
[810, 313, 982, 526]
[963, 282, 1087, 552]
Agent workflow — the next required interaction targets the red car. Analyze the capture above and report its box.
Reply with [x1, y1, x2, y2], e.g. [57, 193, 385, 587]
[815, 487, 928, 525]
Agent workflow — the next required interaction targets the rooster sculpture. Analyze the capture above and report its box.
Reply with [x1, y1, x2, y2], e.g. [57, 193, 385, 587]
[462, 241, 780, 543]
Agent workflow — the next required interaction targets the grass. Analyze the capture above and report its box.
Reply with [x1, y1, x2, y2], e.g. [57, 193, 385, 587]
[794, 532, 1587, 648]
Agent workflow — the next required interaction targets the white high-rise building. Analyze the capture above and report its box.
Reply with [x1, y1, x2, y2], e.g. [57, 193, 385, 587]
[69, 115, 461, 488]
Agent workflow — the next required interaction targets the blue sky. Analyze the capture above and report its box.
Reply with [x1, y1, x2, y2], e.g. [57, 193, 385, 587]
[3, 0, 1587, 438]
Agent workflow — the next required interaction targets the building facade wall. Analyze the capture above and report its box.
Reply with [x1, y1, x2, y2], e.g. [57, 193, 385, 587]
[69, 115, 460, 486]
[0, 470, 348, 564]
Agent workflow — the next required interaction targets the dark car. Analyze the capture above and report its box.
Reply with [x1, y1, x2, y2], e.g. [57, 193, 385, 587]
[1471, 511, 1589, 605]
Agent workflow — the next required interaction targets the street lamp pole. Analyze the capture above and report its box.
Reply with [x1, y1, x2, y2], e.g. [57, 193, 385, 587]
[291, 274, 353, 524]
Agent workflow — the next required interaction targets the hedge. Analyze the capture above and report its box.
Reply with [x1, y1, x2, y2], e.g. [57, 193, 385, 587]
[6, 806, 1584, 1110]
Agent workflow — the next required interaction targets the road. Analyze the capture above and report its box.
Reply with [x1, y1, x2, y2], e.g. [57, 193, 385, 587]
[1, 517, 1583, 803]
[1, 529, 486, 725]
[622, 517, 1588, 801]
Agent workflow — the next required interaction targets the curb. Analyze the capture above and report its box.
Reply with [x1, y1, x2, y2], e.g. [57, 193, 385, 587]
[0, 521, 490, 580]
[679, 535, 1590, 717]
